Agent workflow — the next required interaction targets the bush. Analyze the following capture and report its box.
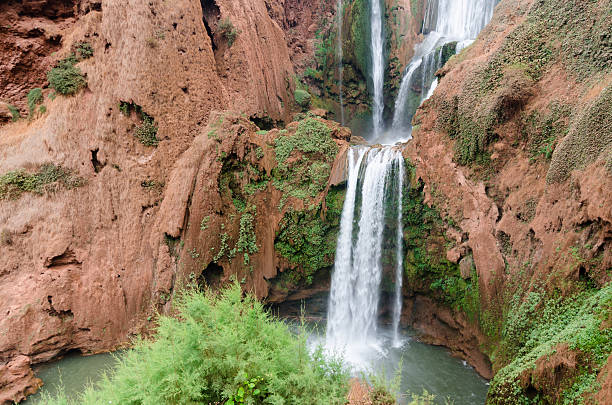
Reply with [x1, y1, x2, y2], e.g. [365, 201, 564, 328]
[47, 56, 87, 95]
[134, 113, 159, 146]
[43, 284, 350, 404]
[75, 42, 94, 59]
[0, 164, 84, 200]
[219, 18, 240, 47]
[274, 118, 337, 164]
[26, 88, 43, 116]
[7, 104, 20, 122]
[294, 89, 311, 109]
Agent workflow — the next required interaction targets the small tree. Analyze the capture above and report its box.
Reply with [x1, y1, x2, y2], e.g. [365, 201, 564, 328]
[218, 18, 240, 47]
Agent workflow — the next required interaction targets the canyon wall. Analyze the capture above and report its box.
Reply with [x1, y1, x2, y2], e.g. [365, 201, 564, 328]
[402, 0, 611, 402]
[0, 0, 611, 403]
[0, 0, 343, 402]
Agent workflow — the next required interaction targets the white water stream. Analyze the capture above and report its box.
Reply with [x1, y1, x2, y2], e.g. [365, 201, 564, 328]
[325, 0, 497, 374]
[370, 0, 386, 137]
[391, 0, 497, 137]
[326, 147, 405, 366]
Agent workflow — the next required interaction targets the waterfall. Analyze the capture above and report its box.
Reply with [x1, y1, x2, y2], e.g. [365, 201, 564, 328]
[391, 0, 497, 137]
[434, 0, 496, 40]
[325, 0, 498, 369]
[336, 0, 345, 125]
[370, 0, 386, 136]
[326, 147, 405, 362]
[390, 58, 423, 133]
[327, 147, 367, 351]
[391, 157, 405, 347]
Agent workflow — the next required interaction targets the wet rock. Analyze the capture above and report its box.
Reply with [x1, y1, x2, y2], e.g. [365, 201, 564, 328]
[459, 255, 474, 279]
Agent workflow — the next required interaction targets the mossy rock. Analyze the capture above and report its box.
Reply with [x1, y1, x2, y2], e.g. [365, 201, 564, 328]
[547, 86, 612, 183]
[294, 89, 311, 109]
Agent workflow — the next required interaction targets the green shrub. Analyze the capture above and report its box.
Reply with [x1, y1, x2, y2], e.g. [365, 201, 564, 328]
[294, 89, 311, 109]
[7, 104, 20, 122]
[134, 113, 159, 147]
[0, 164, 84, 200]
[118, 101, 160, 147]
[47, 56, 87, 95]
[219, 18, 240, 47]
[274, 118, 337, 164]
[43, 284, 350, 404]
[75, 42, 94, 59]
[26, 88, 43, 116]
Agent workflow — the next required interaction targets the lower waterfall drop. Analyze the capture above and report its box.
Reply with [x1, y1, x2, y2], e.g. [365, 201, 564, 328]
[326, 146, 406, 365]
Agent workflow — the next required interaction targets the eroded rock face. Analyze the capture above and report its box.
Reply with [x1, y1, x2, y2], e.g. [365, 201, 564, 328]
[0, 0, 342, 401]
[0, 0, 78, 119]
[0, 355, 42, 404]
[402, 0, 611, 400]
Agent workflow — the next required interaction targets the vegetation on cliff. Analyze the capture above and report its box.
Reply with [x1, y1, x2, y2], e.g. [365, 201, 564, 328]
[401, 160, 479, 319]
[181, 114, 345, 294]
[487, 284, 611, 404]
[437, 0, 611, 170]
[42, 284, 350, 405]
[0, 164, 85, 200]
[274, 186, 345, 285]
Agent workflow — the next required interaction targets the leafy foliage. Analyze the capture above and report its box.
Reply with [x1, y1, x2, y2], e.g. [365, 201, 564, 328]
[0, 164, 84, 200]
[43, 284, 350, 405]
[135, 113, 160, 147]
[274, 196, 341, 285]
[274, 118, 337, 164]
[74, 42, 94, 59]
[234, 212, 258, 265]
[219, 18, 240, 47]
[488, 284, 612, 404]
[118, 101, 160, 147]
[7, 104, 20, 122]
[271, 119, 337, 202]
[47, 55, 87, 95]
[26, 88, 43, 116]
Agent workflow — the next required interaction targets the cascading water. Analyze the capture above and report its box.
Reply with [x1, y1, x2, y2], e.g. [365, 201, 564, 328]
[370, 0, 386, 136]
[326, 147, 405, 363]
[391, 158, 405, 347]
[325, 0, 497, 372]
[336, 0, 345, 125]
[391, 0, 497, 137]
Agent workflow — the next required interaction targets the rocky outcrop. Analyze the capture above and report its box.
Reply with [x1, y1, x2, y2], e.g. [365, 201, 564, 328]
[403, 0, 611, 401]
[0, 356, 41, 404]
[404, 295, 493, 379]
[0, 0, 346, 401]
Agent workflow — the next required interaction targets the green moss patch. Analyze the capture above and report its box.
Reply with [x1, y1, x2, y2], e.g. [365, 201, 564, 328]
[547, 86, 612, 183]
[274, 187, 345, 286]
[0, 164, 85, 200]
